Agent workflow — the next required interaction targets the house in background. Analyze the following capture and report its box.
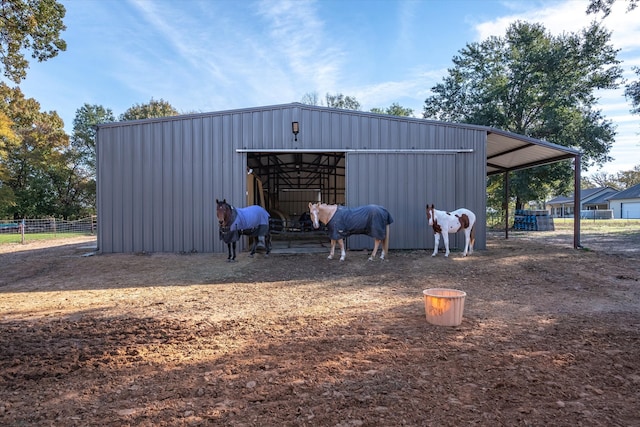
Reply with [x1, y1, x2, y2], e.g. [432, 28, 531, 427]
[608, 183, 640, 219]
[547, 187, 619, 218]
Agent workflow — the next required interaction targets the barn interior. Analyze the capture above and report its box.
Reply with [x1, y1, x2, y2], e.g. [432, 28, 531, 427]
[246, 152, 345, 251]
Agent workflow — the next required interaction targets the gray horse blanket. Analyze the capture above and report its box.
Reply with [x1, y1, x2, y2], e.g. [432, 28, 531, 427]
[220, 205, 270, 244]
[326, 205, 393, 240]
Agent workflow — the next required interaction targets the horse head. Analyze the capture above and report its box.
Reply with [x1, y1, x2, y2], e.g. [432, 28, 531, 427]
[426, 204, 436, 227]
[308, 202, 321, 229]
[216, 199, 233, 228]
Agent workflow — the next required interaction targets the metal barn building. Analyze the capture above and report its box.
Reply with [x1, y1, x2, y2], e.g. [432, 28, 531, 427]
[96, 102, 580, 254]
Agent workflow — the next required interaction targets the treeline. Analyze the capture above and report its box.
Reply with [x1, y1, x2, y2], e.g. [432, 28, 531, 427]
[0, 92, 179, 219]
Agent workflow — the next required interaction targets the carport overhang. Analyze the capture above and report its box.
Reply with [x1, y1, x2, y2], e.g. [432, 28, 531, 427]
[484, 127, 582, 249]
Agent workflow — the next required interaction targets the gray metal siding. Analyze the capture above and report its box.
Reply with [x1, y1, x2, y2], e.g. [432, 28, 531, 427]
[96, 104, 488, 253]
[346, 151, 485, 251]
[97, 117, 247, 253]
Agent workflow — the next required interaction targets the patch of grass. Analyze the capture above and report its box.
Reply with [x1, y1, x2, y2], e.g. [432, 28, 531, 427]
[0, 232, 93, 245]
[553, 218, 640, 233]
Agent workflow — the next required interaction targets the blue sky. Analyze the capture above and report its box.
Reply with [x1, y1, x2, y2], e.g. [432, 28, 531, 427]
[17, 0, 640, 176]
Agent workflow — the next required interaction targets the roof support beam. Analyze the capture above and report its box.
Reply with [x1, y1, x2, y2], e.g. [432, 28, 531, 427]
[504, 171, 510, 240]
[487, 143, 536, 160]
[574, 154, 582, 249]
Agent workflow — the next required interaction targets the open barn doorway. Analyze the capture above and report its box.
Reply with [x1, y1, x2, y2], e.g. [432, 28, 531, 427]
[246, 151, 345, 253]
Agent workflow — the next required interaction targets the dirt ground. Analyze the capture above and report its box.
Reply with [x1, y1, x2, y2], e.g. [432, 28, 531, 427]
[1, 229, 639, 427]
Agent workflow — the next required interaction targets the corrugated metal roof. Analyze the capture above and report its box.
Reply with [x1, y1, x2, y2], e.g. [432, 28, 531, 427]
[485, 128, 579, 175]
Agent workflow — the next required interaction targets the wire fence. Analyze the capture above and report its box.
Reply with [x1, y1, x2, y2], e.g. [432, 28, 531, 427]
[487, 211, 507, 229]
[0, 216, 97, 243]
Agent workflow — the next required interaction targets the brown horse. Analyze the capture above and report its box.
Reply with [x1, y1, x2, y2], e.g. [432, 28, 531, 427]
[216, 199, 271, 261]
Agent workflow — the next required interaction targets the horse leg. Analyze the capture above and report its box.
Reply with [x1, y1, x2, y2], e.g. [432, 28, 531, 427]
[462, 230, 470, 256]
[328, 240, 336, 259]
[432, 233, 441, 257]
[338, 239, 346, 261]
[249, 237, 257, 258]
[469, 225, 475, 255]
[442, 232, 450, 257]
[226, 243, 232, 261]
[265, 233, 272, 256]
[369, 239, 380, 261]
[381, 225, 390, 260]
[230, 242, 237, 262]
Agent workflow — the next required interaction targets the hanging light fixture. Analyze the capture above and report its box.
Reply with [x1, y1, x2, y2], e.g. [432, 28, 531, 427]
[292, 121, 299, 141]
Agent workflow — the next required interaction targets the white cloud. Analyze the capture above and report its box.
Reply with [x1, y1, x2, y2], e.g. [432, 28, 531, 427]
[255, 0, 345, 92]
[475, 0, 640, 50]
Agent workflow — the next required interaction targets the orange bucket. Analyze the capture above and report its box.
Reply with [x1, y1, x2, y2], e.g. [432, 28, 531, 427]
[423, 288, 466, 326]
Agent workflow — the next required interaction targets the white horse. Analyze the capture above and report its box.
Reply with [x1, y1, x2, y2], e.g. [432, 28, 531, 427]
[426, 204, 476, 257]
[309, 202, 393, 261]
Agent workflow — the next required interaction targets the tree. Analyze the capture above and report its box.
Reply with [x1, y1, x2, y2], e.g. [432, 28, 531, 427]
[423, 21, 623, 209]
[0, 111, 18, 217]
[625, 67, 640, 115]
[586, 0, 638, 17]
[586, 171, 621, 189]
[586, 165, 640, 189]
[581, 176, 598, 189]
[72, 104, 115, 173]
[0, 0, 67, 83]
[45, 146, 96, 219]
[0, 83, 69, 218]
[63, 104, 115, 217]
[587, 0, 640, 132]
[370, 102, 414, 117]
[119, 98, 179, 121]
[615, 165, 640, 188]
[325, 93, 360, 110]
[300, 91, 321, 106]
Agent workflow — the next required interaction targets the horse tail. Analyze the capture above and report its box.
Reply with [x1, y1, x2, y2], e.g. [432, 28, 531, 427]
[383, 224, 390, 254]
[470, 222, 476, 250]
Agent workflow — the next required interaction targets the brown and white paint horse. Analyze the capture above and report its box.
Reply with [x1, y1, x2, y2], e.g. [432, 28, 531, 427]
[426, 204, 476, 257]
